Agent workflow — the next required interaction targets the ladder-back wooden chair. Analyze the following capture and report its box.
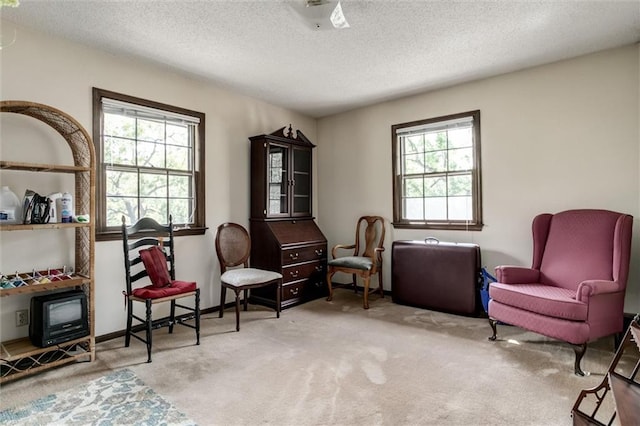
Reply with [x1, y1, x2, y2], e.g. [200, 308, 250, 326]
[121, 216, 200, 362]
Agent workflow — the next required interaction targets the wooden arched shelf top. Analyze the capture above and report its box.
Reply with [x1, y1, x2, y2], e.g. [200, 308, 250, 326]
[0, 101, 96, 229]
[0, 101, 95, 170]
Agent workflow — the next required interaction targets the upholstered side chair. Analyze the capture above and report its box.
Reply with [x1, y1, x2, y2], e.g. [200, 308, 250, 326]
[488, 209, 633, 376]
[215, 222, 283, 331]
[326, 215, 386, 309]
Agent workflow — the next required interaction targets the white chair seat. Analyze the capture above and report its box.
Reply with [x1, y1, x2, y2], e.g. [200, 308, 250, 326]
[221, 268, 282, 287]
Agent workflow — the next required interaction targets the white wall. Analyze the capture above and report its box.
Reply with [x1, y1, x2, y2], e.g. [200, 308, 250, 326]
[316, 44, 640, 313]
[0, 22, 316, 339]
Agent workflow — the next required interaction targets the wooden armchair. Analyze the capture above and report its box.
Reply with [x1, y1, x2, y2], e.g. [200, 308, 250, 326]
[326, 216, 385, 309]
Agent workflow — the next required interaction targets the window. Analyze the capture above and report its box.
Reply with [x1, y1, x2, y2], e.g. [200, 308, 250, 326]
[392, 110, 483, 230]
[92, 88, 205, 240]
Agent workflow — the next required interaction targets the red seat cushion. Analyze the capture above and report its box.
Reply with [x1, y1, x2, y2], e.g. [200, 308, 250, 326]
[490, 282, 588, 321]
[139, 246, 171, 288]
[132, 280, 197, 299]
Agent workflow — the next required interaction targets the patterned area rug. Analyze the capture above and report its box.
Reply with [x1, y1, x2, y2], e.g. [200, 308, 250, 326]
[0, 369, 196, 425]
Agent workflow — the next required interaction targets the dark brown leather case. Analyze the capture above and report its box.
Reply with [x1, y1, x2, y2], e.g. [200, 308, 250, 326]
[391, 240, 481, 316]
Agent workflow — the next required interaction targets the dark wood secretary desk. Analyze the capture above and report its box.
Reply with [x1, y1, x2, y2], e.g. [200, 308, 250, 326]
[249, 126, 327, 308]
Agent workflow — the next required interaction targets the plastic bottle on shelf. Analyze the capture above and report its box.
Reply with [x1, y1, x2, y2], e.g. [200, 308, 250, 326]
[0, 186, 21, 224]
[59, 191, 73, 223]
[47, 192, 62, 223]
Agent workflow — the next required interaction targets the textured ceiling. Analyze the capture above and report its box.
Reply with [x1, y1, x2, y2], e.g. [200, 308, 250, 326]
[2, 0, 639, 117]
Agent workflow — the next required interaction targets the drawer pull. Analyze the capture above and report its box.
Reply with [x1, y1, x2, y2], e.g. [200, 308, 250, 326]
[290, 288, 299, 296]
[290, 270, 299, 278]
[315, 266, 323, 272]
[315, 249, 323, 256]
[289, 253, 299, 260]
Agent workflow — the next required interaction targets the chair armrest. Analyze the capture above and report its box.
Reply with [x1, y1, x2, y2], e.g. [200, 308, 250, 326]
[331, 244, 356, 259]
[374, 247, 385, 263]
[576, 280, 620, 302]
[495, 266, 540, 284]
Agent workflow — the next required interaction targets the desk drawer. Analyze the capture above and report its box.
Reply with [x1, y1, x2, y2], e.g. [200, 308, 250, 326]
[282, 244, 326, 266]
[282, 277, 327, 302]
[282, 261, 325, 284]
[282, 282, 304, 301]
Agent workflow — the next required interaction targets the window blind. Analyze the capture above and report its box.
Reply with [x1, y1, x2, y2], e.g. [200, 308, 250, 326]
[102, 98, 201, 125]
[395, 116, 473, 137]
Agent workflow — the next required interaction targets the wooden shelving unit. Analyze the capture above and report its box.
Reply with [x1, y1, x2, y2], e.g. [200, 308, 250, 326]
[572, 316, 640, 425]
[0, 101, 96, 383]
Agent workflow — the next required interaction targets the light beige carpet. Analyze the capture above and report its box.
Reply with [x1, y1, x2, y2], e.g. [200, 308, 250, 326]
[0, 290, 630, 425]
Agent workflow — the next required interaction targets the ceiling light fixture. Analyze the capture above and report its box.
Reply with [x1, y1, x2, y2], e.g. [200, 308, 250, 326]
[292, 0, 350, 31]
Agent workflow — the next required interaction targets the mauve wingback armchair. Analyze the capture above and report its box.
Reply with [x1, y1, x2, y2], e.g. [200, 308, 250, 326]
[488, 209, 633, 376]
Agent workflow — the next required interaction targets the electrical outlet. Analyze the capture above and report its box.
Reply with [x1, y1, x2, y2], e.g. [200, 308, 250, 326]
[16, 309, 28, 327]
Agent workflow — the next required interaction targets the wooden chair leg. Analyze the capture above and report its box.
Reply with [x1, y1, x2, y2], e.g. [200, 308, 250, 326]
[145, 300, 153, 363]
[488, 318, 498, 341]
[169, 299, 176, 334]
[326, 269, 335, 301]
[195, 289, 201, 345]
[378, 268, 384, 298]
[243, 289, 249, 311]
[362, 275, 371, 309]
[234, 289, 241, 332]
[219, 285, 226, 318]
[352, 273, 358, 293]
[275, 281, 281, 318]
[125, 299, 133, 347]
[573, 343, 589, 376]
